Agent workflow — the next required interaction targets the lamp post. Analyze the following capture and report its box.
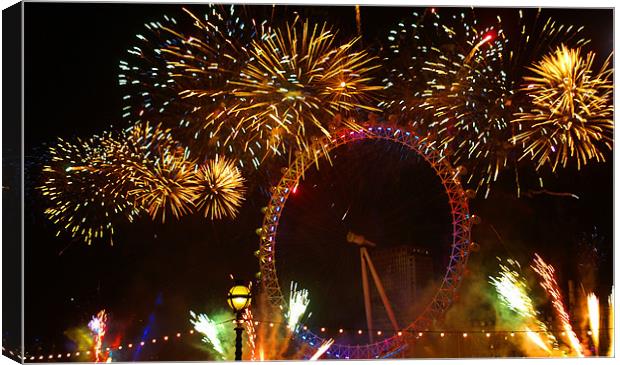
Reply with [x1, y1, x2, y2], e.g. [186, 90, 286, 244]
[227, 282, 252, 361]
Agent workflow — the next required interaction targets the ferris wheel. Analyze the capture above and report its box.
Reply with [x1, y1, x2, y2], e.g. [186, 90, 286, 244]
[256, 123, 477, 359]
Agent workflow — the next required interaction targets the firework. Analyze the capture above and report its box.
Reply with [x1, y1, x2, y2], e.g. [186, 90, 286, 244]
[118, 6, 271, 168]
[512, 45, 613, 171]
[242, 308, 257, 361]
[99, 122, 184, 200]
[194, 156, 246, 220]
[586, 293, 600, 353]
[286, 281, 311, 332]
[489, 259, 535, 318]
[382, 9, 513, 197]
[383, 8, 592, 197]
[531, 253, 583, 356]
[228, 17, 381, 159]
[108, 122, 180, 171]
[39, 136, 141, 245]
[489, 257, 556, 353]
[39, 122, 190, 244]
[88, 310, 108, 362]
[525, 326, 552, 354]
[129, 149, 199, 223]
[309, 338, 334, 360]
[189, 311, 226, 359]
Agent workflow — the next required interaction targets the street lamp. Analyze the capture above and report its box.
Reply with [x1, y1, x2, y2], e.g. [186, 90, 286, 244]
[227, 282, 252, 361]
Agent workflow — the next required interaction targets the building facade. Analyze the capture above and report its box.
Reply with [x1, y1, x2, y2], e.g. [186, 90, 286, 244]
[369, 245, 434, 330]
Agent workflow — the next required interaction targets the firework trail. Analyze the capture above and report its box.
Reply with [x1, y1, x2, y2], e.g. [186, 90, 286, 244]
[39, 122, 195, 244]
[229, 16, 381, 160]
[309, 338, 334, 360]
[382, 8, 512, 197]
[512, 45, 613, 172]
[489, 257, 555, 354]
[194, 156, 246, 220]
[101, 123, 196, 224]
[40, 120, 253, 245]
[586, 293, 600, 354]
[525, 326, 551, 355]
[383, 8, 592, 197]
[489, 259, 534, 317]
[89, 122, 197, 225]
[39, 135, 142, 245]
[88, 310, 108, 362]
[189, 311, 226, 359]
[251, 290, 310, 360]
[286, 281, 311, 333]
[120, 6, 381, 170]
[118, 5, 271, 169]
[531, 253, 583, 356]
[242, 308, 257, 361]
[129, 148, 199, 223]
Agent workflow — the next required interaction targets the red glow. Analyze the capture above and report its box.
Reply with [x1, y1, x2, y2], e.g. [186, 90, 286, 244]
[292, 184, 298, 194]
[110, 334, 122, 348]
[481, 31, 495, 44]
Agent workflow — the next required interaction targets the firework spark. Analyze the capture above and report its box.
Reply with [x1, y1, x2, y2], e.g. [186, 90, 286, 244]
[119, 6, 271, 169]
[489, 259, 535, 318]
[586, 293, 600, 353]
[489, 257, 556, 353]
[189, 311, 225, 359]
[39, 136, 142, 245]
[229, 17, 381, 158]
[531, 253, 583, 356]
[39, 122, 191, 244]
[309, 338, 334, 360]
[41, 120, 252, 245]
[286, 281, 311, 333]
[383, 8, 592, 197]
[194, 156, 246, 220]
[242, 308, 257, 361]
[512, 45, 613, 171]
[129, 149, 199, 223]
[383, 9, 511, 197]
[525, 326, 552, 354]
[88, 310, 108, 362]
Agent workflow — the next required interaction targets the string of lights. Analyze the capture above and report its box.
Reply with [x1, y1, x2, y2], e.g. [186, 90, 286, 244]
[12, 321, 610, 361]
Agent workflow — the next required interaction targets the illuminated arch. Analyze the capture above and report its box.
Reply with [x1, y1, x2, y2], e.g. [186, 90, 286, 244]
[257, 124, 474, 358]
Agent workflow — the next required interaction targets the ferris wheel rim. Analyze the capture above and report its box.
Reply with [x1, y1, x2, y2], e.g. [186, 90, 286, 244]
[256, 123, 473, 358]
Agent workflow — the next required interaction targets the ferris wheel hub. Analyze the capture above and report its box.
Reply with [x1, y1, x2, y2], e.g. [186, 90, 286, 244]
[346, 231, 377, 247]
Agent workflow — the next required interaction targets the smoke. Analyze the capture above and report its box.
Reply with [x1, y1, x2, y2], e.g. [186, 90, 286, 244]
[426, 255, 563, 358]
[63, 326, 94, 361]
[251, 289, 313, 360]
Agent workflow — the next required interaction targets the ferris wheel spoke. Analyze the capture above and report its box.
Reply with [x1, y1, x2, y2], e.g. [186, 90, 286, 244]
[360, 248, 373, 343]
[362, 247, 400, 332]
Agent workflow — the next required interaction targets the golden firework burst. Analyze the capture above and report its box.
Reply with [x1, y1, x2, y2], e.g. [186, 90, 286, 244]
[39, 136, 142, 245]
[227, 17, 382, 157]
[129, 149, 199, 223]
[118, 6, 272, 169]
[512, 45, 613, 171]
[195, 156, 246, 220]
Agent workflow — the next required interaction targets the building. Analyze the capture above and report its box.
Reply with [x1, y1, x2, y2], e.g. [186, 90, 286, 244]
[368, 245, 434, 331]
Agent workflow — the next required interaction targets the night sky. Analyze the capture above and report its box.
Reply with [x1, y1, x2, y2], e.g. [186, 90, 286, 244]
[16, 2, 613, 359]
